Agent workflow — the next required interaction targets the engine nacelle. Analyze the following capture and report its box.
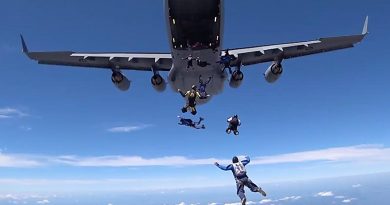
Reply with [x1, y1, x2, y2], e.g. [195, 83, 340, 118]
[151, 74, 166, 92]
[264, 63, 283, 83]
[111, 72, 130, 91]
[229, 70, 244, 88]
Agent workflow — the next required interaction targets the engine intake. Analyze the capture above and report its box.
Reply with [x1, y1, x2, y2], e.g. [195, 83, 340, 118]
[111, 72, 130, 91]
[264, 63, 283, 83]
[229, 70, 244, 88]
[151, 74, 166, 92]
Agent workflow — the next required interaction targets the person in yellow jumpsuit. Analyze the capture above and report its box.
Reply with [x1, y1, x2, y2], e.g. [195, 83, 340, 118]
[178, 85, 207, 115]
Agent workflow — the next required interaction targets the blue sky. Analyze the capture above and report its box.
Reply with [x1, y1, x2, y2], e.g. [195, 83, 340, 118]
[1, 0, 390, 204]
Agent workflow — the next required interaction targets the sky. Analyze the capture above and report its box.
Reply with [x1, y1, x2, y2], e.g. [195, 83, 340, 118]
[1, 0, 390, 204]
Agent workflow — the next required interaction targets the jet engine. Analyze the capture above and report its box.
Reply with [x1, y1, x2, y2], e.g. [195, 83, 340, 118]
[264, 62, 283, 83]
[111, 71, 130, 91]
[229, 70, 244, 88]
[151, 74, 166, 92]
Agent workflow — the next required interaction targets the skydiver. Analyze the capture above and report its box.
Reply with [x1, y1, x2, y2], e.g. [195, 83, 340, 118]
[215, 156, 267, 205]
[218, 49, 237, 74]
[178, 85, 207, 115]
[226, 115, 241, 135]
[198, 75, 212, 98]
[182, 54, 199, 70]
[196, 58, 211, 67]
[177, 116, 205, 129]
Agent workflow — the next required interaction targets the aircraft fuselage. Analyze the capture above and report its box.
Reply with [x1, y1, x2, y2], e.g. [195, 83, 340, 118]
[165, 0, 226, 102]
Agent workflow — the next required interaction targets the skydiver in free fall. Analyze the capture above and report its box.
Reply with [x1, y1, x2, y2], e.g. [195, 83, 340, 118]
[215, 156, 267, 205]
[226, 115, 241, 135]
[218, 49, 237, 74]
[178, 85, 207, 115]
[177, 116, 205, 129]
[198, 75, 212, 98]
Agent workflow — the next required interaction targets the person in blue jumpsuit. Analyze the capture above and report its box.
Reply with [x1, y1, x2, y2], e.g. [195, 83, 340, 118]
[218, 50, 237, 74]
[177, 116, 205, 129]
[198, 75, 212, 98]
[214, 156, 266, 205]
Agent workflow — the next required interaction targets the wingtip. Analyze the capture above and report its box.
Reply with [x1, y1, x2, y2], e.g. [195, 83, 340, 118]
[20, 34, 28, 53]
[362, 16, 369, 35]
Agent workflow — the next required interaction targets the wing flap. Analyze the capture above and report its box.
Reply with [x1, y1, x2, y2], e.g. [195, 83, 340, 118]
[21, 36, 173, 71]
[228, 16, 368, 67]
[26, 51, 172, 71]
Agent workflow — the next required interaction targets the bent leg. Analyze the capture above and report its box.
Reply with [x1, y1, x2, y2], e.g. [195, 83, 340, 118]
[181, 106, 188, 113]
[244, 178, 260, 192]
[244, 178, 266, 196]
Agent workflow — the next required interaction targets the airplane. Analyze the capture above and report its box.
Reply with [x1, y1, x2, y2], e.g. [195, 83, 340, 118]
[21, 0, 368, 104]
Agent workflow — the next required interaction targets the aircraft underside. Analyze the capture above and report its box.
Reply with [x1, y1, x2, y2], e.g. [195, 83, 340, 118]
[168, 48, 227, 103]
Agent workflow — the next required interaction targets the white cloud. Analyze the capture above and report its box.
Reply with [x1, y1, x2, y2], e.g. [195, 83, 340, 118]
[0, 154, 42, 167]
[259, 196, 301, 204]
[176, 202, 186, 205]
[0, 194, 51, 204]
[278, 196, 301, 201]
[107, 124, 152, 133]
[352, 184, 362, 188]
[36, 199, 50, 204]
[0, 194, 19, 200]
[208, 203, 218, 205]
[0, 108, 28, 119]
[316, 191, 334, 197]
[53, 155, 223, 167]
[260, 199, 273, 204]
[251, 144, 390, 165]
[342, 198, 356, 203]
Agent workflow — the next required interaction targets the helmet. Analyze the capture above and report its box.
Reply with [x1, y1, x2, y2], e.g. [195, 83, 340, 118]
[191, 85, 197, 90]
[232, 156, 239, 163]
[234, 115, 238, 118]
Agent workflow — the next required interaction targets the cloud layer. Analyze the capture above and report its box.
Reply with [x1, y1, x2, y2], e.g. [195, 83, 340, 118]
[1, 144, 390, 168]
[0, 154, 42, 168]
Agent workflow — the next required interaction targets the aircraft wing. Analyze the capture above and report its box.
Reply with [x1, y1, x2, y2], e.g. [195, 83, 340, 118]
[228, 16, 368, 67]
[21, 36, 172, 71]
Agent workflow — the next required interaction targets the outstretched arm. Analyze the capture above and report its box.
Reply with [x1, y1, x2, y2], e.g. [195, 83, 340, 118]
[241, 156, 250, 166]
[178, 89, 186, 97]
[214, 162, 232, 171]
[205, 76, 212, 84]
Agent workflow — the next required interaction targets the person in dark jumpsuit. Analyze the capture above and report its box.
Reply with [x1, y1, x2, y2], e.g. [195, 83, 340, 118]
[182, 54, 199, 70]
[215, 156, 267, 205]
[177, 116, 205, 129]
[226, 115, 241, 135]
